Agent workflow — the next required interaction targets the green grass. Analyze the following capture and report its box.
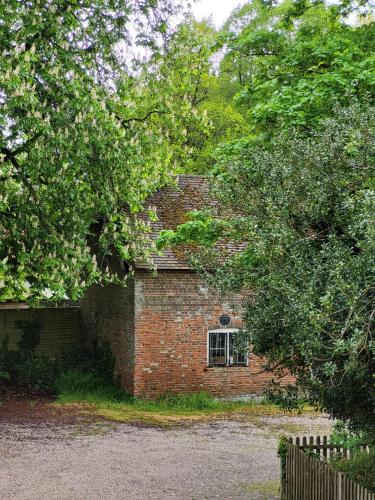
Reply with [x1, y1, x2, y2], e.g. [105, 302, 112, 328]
[55, 370, 235, 410]
[54, 370, 317, 426]
[54, 370, 125, 403]
[242, 480, 280, 498]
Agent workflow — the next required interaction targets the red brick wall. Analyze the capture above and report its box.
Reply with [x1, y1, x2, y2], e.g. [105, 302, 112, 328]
[133, 270, 294, 398]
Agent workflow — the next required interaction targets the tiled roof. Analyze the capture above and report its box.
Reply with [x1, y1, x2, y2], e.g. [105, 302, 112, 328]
[136, 175, 244, 271]
[136, 175, 211, 270]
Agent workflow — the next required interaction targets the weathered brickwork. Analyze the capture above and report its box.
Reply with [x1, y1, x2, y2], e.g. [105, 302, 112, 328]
[133, 270, 294, 398]
[80, 270, 294, 398]
[80, 280, 135, 394]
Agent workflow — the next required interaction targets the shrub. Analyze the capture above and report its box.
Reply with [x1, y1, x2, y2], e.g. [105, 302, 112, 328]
[0, 331, 117, 395]
[58, 341, 115, 383]
[0, 370, 10, 381]
[331, 450, 375, 492]
[0, 317, 57, 393]
[13, 357, 58, 392]
[263, 382, 304, 411]
[330, 421, 368, 452]
[15, 316, 42, 357]
[54, 342, 121, 401]
[0, 334, 11, 383]
[54, 369, 125, 402]
[329, 421, 375, 492]
[0, 350, 58, 393]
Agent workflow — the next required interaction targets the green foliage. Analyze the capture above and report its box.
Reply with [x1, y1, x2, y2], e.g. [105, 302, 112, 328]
[278, 435, 289, 493]
[0, 335, 11, 383]
[190, 97, 249, 174]
[331, 449, 375, 492]
[145, 391, 218, 411]
[167, 105, 375, 433]
[285, 0, 374, 19]
[183, 0, 375, 434]
[0, 0, 207, 304]
[56, 384, 270, 414]
[330, 421, 369, 451]
[221, 0, 375, 133]
[0, 332, 116, 394]
[54, 370, 124, 402]
[0, 368, 11, 381]
[15, 316, 42, 356]
[59, 341, 116, 384]
[0, 314, 56, 391]
[157, 210, 230, 249]
[53, 341, 118, 398]
[13, 357, 59, 392]
[264, 383, 304, 412]
[55, 377, 219, 409]
[0, 350, 58, 393]
[153, 18, 249, 174]
[216, 106, 375, 432]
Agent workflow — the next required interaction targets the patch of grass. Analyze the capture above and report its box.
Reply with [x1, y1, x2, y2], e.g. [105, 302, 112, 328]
[69, 421, 116, 438]
[242, 480, 280, 498]
[265, 421, 316, 438]
[54, 370, 321, 426]
[134, 391, 219, 411]
[54, 370, 125, 403]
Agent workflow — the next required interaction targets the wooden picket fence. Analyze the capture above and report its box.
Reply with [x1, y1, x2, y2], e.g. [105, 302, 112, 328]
[282, 436, 375, 500]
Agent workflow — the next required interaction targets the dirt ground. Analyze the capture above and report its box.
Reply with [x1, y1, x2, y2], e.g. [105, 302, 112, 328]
[0, 398, 332, 500]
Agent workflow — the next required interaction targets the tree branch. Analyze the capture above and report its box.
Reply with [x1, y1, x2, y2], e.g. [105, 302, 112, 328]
[120, 109, 169, 125]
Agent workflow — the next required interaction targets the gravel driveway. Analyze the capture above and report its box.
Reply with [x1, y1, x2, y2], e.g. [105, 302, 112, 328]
[0, 403, 332, 500]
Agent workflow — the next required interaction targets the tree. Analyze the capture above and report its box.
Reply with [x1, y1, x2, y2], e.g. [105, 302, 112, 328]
[160, 105, 375, 432]
[148, 18, 249, 174]
[220, 0, 375, 132]
[285, 0, 375, 19]
[0, 0, 204, 303]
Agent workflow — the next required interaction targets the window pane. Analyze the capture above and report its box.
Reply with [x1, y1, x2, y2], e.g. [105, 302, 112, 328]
[209, 332, 227, 366]
[229, 332, 247, 366]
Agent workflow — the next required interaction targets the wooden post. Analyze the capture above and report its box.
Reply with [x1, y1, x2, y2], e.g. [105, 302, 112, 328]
[281, 435, 373, 499]
[337, 472, 343, 500]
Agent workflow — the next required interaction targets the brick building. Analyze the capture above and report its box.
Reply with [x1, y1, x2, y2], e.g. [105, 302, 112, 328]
[81, 176, 292, 398]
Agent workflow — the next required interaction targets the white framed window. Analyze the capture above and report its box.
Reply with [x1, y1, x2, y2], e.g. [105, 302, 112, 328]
[207, 329, 248, 367]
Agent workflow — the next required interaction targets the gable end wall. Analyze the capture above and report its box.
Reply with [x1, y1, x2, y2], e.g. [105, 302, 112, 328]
[133, 270, 293, 398]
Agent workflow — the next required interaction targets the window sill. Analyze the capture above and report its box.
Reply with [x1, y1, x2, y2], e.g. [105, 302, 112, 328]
[206, 365, 248, 369]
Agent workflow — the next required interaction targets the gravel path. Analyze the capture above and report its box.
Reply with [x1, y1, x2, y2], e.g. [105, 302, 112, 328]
[0, 409, 332, 500]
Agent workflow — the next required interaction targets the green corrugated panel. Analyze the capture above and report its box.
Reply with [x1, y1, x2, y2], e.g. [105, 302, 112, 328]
[0, 307, 80, 357]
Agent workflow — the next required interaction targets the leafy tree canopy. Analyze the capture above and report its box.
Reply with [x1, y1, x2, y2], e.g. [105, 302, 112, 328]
[155, 18, 250, 174]
[0, 0, 213, 303]
[221, 0, 375, 133]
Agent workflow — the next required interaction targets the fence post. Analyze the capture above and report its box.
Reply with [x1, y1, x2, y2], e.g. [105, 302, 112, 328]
[281, 435, 373, 499]
[337, 472, 343, 500]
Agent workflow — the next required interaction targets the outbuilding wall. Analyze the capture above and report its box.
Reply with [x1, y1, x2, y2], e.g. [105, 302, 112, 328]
[0, 307, 80, 357]
[133, 270, 293, 398]
[80, 280, 135, 394]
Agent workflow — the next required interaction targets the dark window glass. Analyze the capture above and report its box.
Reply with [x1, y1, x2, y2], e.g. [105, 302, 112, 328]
[209, 332, 227, 366]
[208, 331, 248, 367]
